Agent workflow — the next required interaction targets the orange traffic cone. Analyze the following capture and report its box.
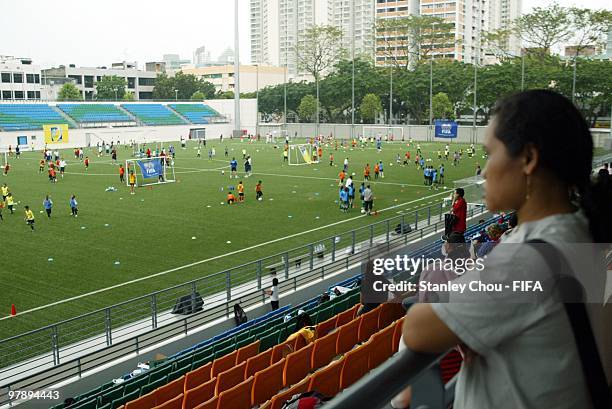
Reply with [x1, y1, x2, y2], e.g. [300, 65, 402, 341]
[10, 304, 16, 316]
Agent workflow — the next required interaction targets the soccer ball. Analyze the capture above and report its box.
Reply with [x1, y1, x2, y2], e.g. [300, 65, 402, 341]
[221, 170, 225, 175]
[361, 209, 366, 214]
[258, 197, 263, 201]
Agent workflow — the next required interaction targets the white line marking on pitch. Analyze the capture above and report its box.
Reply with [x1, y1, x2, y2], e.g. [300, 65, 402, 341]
[0, 189, 450, 320]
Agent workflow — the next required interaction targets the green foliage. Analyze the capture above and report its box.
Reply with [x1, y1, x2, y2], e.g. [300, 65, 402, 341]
[57, 83, 82, 101]
[359, 94, 382, 123]
[95, 76, 126, 100]
[122, 91, 136, 101]
[153, 72, 216, 100]
[431, 92, 455, 120]
[216, 91, 234, 99]
[190, 91, 205, 100]
[295, 25, 345, 81]
[297, 95, 317, 122]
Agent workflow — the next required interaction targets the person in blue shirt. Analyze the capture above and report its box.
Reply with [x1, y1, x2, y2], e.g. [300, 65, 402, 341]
[439, 164, 445, 184]
[431, 168, 438, 190]
[339, 187, 349, 212]
[43, 195, 53, 218]
[230, 158, 238, 179]
[378, 161, 384, 179]
[419, 158, 425, 170]
[348, 184, 355, 209]
[69, 195, 78, 217]
[423, 167, 430, 185]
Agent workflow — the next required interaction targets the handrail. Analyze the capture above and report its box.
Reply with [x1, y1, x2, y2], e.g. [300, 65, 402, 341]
[325, 348, 445, 409]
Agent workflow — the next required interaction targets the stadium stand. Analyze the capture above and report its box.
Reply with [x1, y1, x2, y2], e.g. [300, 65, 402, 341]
[169, 104, 220, 124]
[57, 104, 132, 123]
[48, 215, 508, 409]
[0, 104, 71, 131]
[121, 104, 186, 125]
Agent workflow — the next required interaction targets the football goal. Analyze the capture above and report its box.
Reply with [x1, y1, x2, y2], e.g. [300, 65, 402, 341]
[288, 144, 313, 165]
[362, 126, 404, 141]
[263, 124, 289, 144]
[125, 156, 176, 187]
[132, 141, 165, 158]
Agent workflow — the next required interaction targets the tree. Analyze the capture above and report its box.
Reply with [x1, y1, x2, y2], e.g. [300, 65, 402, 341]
[191, 91, 205, 100]
[567, 7, 612, 58]
[431, 92, 455, 120]
[376, 15, 456, 69]
[359, 94, 383, 123]
[216, 90, 234, 99]
[152, 73, 175, 99]
[57, 83, 82, 101]
[152, 73, 216, 100]
[297, 95, 317, 122]
[95, 75, 126, 100]
[123, 91, 136, 101]
[295, 25, 345, 130]
[512, 3, 573, 58]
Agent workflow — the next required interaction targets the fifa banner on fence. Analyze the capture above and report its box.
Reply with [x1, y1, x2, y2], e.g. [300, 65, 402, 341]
[434, 120, 458, 138]
[136, 159, 163, 178]
[43, 124, 69, 144]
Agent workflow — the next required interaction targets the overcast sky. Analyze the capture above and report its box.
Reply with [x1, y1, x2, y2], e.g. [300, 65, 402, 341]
[0, 0, 609, 69]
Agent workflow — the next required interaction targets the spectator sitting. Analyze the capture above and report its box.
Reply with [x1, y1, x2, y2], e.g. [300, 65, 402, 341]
[475, 223, 506, 258]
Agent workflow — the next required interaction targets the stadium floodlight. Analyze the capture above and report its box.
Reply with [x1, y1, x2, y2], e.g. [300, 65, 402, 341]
[361, 126, 404, 141]
[288, 144, 314, 166]
[125, 156, 176, 187]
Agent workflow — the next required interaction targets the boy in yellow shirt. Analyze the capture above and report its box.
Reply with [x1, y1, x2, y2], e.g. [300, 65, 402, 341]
[237, 182, 244, 202]
[6, 193, 14, 214]
[129, 171, 136, 195]
[24, 205, 35, 231]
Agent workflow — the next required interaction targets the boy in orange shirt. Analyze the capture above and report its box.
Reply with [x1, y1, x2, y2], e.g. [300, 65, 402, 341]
[374, 163, 380, 180]
[338, 170, 346, 185]
[227, 192, 236, 204]
[255, 180, 263, 200]
[364, 164, 370, 181]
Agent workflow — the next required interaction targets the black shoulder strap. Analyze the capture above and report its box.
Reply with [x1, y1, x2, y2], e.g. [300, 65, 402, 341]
[527, 239, 611, 408]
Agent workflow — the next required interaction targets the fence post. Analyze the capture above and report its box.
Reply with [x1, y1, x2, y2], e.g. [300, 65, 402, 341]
[351, 230, 356, 254]
[370, 225, 374, 245]
[284, 252, 289, 279]
[386, 219, 390, 247]
[226, 271, 232, 318]
[309, 244, 314, 270]
[402, 215, 407, 244]
[105, 308, 112, 346]
[257, 260, 262, 290]
[439, 202, 443, 221]
[51, 325, 59, 366]
[415, 210, 419, 229]
[331, 238, 336, 262]
[427, 206, 431, 226]
[151, 294, 158, 329]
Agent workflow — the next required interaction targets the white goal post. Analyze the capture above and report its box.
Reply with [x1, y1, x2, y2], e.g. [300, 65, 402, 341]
[125, 156, 176, 187]
[132, 141, 165, 158]
[361, 126, 404, 141]
[263, 124, 289, 143]
[288, 144, 314, 166]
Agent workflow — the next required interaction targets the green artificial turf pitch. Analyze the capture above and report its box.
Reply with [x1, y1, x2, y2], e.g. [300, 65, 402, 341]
[0, 138, 485, 342]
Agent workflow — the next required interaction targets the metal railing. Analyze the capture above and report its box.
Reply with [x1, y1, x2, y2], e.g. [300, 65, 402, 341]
[0, 202, 487, 393]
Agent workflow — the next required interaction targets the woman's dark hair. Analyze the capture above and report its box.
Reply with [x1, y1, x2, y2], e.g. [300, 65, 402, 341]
[445, 232, 470, 260]
[491, 90, 611, 242]
[508, 213, 518, 229]
[455, 188, 465, 197]
[272, 278, 278, 286]
[295, 312, 313, 331]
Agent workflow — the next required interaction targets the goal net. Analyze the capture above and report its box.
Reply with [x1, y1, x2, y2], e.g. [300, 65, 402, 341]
[362, 126, 404, 141]
[125, 156, 176, 187]
[264, 124, 289, 144]
[132, 141, 165, 158]
[288, 144, 313, 166]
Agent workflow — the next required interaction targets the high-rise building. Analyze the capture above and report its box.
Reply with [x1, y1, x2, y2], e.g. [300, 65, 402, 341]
[193, 46, 212, 67]
[250, 0, 375, 78]
[375, 0, 521, 67]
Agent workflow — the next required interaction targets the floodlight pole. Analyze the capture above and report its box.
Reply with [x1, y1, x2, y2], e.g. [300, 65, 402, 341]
[351, 0, 355, 141]
[255, 63, 259, 138]
[234, 0, 241, 137]
[521, 50, 525, 91]
[571, 56, 577, 103]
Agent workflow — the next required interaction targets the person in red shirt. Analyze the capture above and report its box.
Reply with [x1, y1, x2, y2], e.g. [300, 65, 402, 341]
[119, 164, 125, 183]
[364, 164, 370, 181]
[451, 187, 467, 234]
[329, 153, 334, 166]
[338, 170, 346, 185]
[84, 156, 89, 171]
[3, 163, 9, 176]
[146, 148, 151, 158]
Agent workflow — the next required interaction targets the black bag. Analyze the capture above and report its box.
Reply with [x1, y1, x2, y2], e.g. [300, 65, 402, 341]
[444, 213, 457, 236]
[395, 223, 412, 234]
[233, 304, 248, 326]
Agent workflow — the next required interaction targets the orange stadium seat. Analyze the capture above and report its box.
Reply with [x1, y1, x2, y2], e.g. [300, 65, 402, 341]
[182, 377, 216, 409]
[308, 357, 344, 398]
[358, 306, 381, 342]
[336, 317, 361, 355]
[378, 303, 406, 329]
[315, 316, 336, 338]
[215, 361, 246, 395]
[283, 343, 314, 387]
[252, 358, 285, 406]
[245, 348, 273, 379]
[271, 341, 293, 364]
[335, 307, 356, 328]
[154, 376, 184, 406]
[217, 376, 254, 409]
[368, 323, 395, 370]
[340, 341, 372, 389]
[184, 362, 212, 392]
[311, 330, 339, 371]
[124, 391, 156, 409]
[153, 393, 183, 409]
[236, 340, 260, 365]
[211, 350, 237, 378]
[392, 318, 404, 353]
[193, 396, 217, 409]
